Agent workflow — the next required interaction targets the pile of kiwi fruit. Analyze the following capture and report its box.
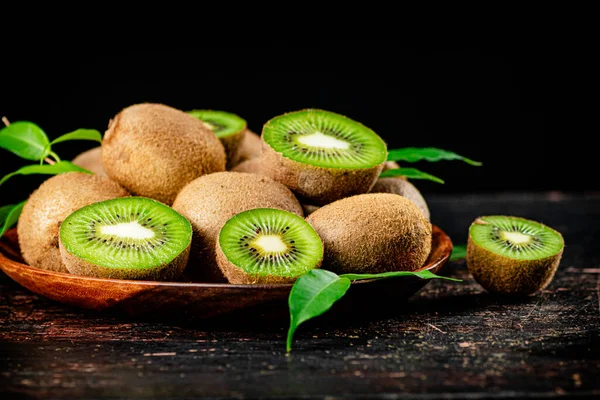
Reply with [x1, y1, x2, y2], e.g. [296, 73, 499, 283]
[15, 103, 564, 295]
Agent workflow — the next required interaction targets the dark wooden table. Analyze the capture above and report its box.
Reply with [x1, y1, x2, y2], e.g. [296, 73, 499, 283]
[1, 192, 599, 399]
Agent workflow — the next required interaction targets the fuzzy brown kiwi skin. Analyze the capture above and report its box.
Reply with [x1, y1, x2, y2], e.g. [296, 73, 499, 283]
[220, 131, 246, 170]
[261, 141, 384, 206]
[215, 240, 319, 284]
[72, 147, 107, 176]
[102, 103, 226, 205]
[230, 158, 264, 175]
[17, 172, 129, 273]
[231, 129, 262, 167]
[172, 172, 304, 283]
[59, 239, 190, 281]
[466, 220, 564, 296]
[370, 178, 430, 220]
[306, 193, 432, 275]
[301, 204, 321, 216]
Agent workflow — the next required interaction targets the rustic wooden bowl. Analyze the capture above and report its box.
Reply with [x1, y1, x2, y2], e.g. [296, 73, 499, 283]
[0, 226, 453, 320]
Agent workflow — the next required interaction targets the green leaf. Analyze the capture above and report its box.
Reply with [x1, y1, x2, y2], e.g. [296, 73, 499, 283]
[0, 205, 13, 227]
[0, 201, 25, 238]
[339, 269, 462, 282]
[387, 147, 482, 166]
[380, 167, 445, 184]
[449, 244, 467, 261]
[50, 129, 102, 146]
[287, 269, 351, 352]
[0, 121, 50, 161]
[0, 161, 90, 187]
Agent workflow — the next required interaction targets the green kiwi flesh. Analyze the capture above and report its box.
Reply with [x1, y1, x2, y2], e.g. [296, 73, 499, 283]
[188, 109, 247, 168]
[59, 197, 192, 281]
[216, 208, 323, 284]
[467, 215, 564, 296]
[306, 193, 432, 275]
[261, 109, 387, 205]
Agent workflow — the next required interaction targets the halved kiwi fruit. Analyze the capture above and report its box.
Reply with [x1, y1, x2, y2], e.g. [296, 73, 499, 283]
[188, 109, 247, 169]
[216, 208, 323, 284]
[467, 215, 564, 296]
[306, 193, 432, 274]
[59, 197, 192, 281]
[17, 172, 129, 273]
[261, 109, 387, 205]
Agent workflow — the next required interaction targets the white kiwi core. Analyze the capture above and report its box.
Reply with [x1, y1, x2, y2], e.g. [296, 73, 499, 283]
[501, 231, 532, 245]
[253, 235, 287, 253]
[297, 132, 350, 149]
[100, 222, 155, 240]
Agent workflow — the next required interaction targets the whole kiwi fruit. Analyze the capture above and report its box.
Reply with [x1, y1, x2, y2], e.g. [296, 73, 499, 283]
[17, 172, 129, 273]
[260, 109, 387, 205]
[306, 193, 432, 275]
[172, 171, 304, 282]
[301, 204, 321, 216]
[233, 129, 262, 166]
[72, 146, 107, 176]
[230, 158, 264, 175]
[370, 178, 430, 220]
[467, 215, 565, 296]
[102, 103, 226, 205]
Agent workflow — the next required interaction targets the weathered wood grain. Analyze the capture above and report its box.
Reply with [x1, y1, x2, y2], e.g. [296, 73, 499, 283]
[1, 192, 599, 399]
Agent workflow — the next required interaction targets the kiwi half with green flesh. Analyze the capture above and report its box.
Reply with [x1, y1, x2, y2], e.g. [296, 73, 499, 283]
[306, 193, 432, 275]
[216, 208, 323, 284]
[234, 129, 262, 166]
[59, 197, 192, 281]
[17, 172, 129, 273]
[172, 172, 304, 282]
[102, 103, 226, 205]
[72, 147, 107, 176]
[188, 109, 247, 169]
[467, 215, 564, 296]
[261, 109, 387, 205]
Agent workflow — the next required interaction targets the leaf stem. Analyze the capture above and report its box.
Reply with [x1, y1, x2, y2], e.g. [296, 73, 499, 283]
[48, 151, 61, 163]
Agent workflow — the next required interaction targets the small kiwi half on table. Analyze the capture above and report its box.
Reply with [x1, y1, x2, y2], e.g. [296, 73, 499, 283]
[59, 197, 193, 281]
[216, 208, 323, 284]
[467, 215, 565, 296]
[261, 109, 388, 205]
[188, 109, 247, 169]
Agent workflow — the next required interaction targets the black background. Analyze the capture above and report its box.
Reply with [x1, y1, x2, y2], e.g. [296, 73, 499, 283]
[0, 41, 592, 205]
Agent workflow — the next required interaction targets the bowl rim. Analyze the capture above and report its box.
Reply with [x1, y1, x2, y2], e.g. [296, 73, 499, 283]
[0, 225, 452, 290]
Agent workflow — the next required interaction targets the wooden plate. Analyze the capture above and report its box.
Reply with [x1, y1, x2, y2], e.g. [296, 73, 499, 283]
[0, 226, 453, 320]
